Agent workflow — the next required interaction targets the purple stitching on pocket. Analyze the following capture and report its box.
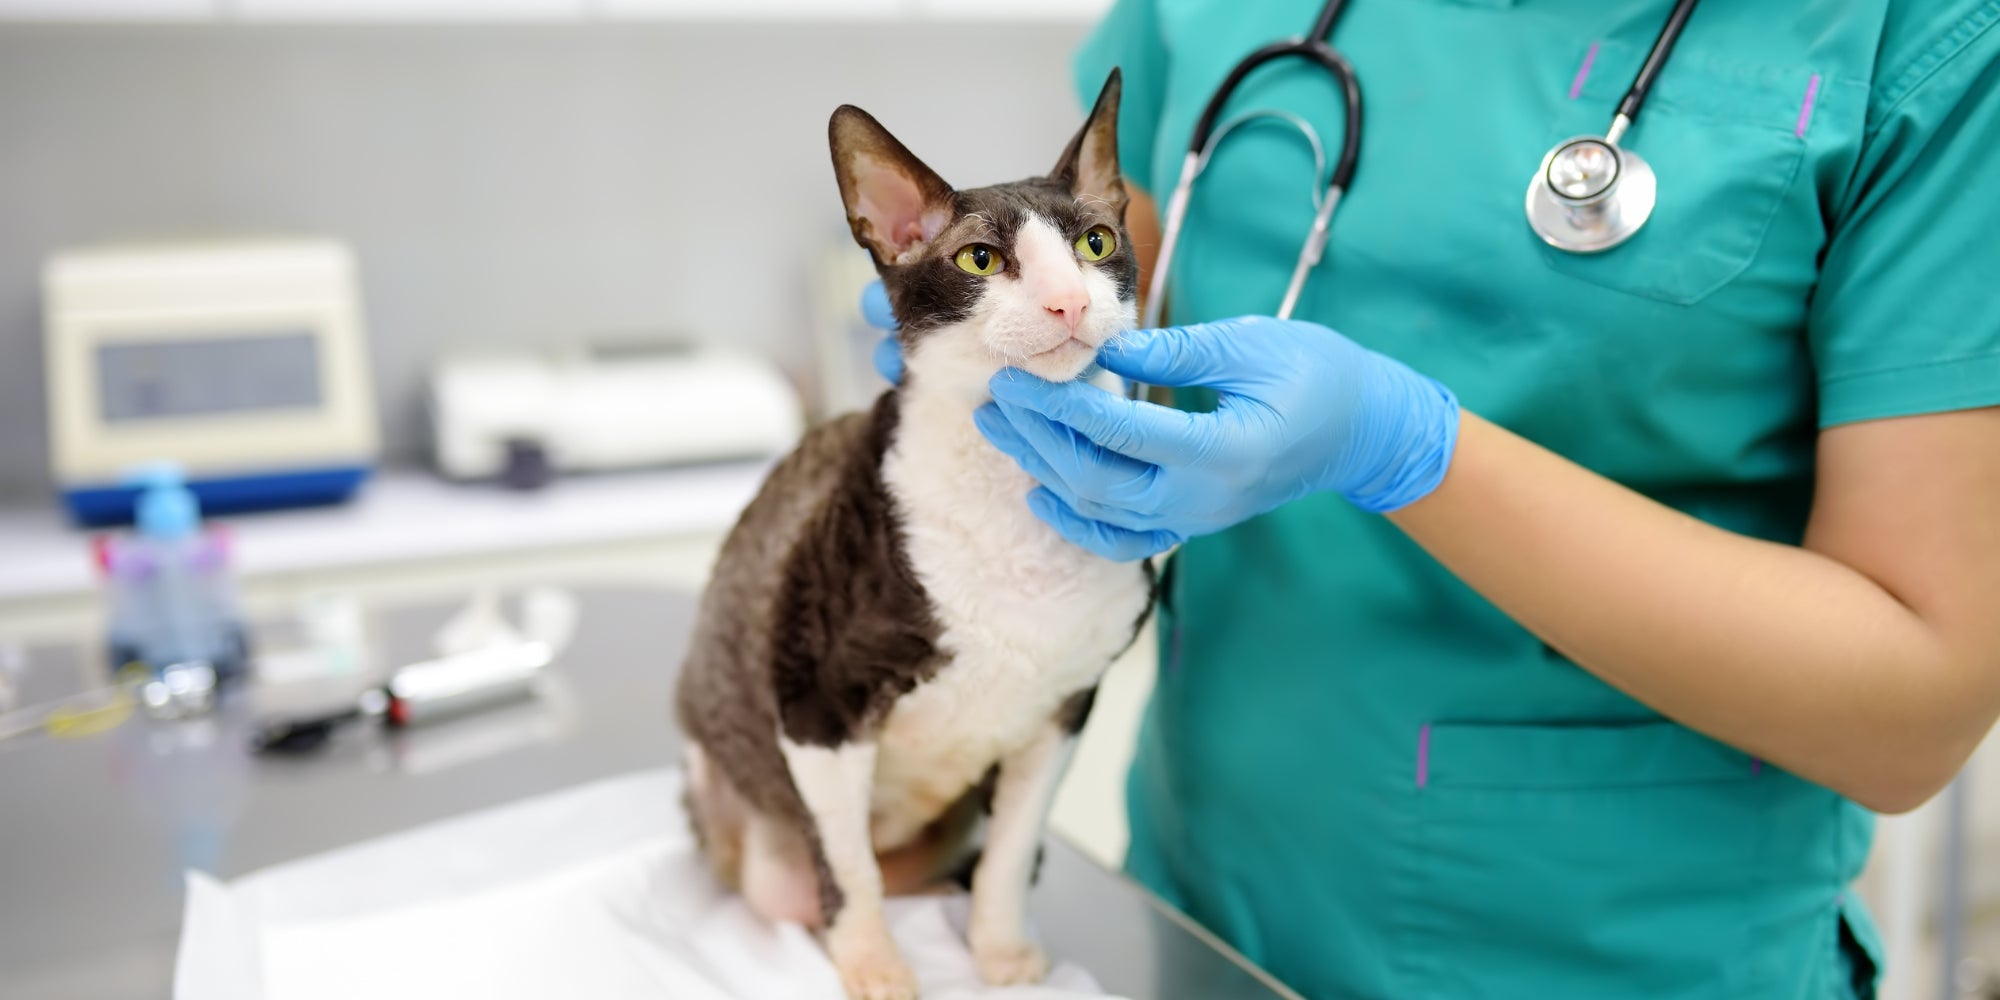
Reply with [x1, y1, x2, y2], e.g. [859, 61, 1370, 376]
[1794, 73, 1822, 138]
[1417, 724, 1432, 789]
[1751, 757, 1764, 776]
[1569, 42, 1601, 100]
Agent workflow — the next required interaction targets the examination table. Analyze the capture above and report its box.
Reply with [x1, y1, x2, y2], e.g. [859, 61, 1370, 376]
[0, 586, 1295, 999]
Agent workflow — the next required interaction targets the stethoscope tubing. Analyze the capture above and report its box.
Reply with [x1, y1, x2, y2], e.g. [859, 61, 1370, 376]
[1134, 0, 1699, 398]
[1142, 37, 1361, 333]
[1616, 0, 1701, 127]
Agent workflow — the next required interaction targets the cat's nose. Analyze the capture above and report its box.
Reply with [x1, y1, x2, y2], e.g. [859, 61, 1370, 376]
[1042, 288, 1089, 332]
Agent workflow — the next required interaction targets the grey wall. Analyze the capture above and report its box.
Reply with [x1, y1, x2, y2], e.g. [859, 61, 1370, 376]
[0, 22, 1090, 500]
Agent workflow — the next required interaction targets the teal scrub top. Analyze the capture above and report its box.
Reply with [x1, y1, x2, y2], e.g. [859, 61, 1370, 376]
[1074, 2, 2000, 997]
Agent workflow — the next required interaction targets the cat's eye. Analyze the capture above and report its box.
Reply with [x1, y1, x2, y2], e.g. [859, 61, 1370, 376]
[954, 244, 1004, 276]
[1074, 225, 1117, 262]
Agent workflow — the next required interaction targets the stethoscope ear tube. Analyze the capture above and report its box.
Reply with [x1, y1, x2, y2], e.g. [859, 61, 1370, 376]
[1185, 39, 1362, 192]
[1141, 152, 1201, 333]
[1277, 185, 1343, 320]
[1131, 36, 1362, 401]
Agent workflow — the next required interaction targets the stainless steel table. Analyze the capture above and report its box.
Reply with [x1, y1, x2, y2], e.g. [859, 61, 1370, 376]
[0, 585, 1295, 1000]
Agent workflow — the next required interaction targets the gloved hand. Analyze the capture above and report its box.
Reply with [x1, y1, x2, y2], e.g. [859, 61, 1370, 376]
[860, 280, 903, 384]
[974, 315, 1461, 561]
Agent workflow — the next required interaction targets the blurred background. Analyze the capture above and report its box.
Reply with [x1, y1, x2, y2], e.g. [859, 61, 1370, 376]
[0, 4, 1993, 1000]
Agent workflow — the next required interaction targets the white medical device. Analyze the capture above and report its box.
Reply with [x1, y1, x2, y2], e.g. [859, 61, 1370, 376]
[427, 340, 804, 484]
[44, 239, 380, 525]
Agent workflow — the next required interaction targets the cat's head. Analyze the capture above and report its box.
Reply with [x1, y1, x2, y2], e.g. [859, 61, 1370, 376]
[829, 70, 1134, 391]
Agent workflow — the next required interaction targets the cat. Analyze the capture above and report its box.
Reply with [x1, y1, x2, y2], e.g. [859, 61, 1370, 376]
[673, 70, 1152, 1000]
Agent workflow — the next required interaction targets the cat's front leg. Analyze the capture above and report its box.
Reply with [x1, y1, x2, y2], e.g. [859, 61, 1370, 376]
[967, 706, 1084, 986]
[780, 738, 916, 1000]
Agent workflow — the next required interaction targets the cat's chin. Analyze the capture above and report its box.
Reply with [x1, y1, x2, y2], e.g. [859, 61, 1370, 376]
[1013, 338, 1099, 383]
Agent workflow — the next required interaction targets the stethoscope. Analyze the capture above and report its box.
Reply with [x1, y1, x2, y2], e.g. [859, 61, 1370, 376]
[1134, 0, 1702, 396]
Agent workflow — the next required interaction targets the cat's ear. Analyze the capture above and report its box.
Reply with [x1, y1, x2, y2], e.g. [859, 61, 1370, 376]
[1051, 68, 1127, 219]
[830, 106, 956, 266]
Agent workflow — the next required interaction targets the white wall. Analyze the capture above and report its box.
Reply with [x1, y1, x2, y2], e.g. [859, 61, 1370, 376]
[0, 20, 1095, 499]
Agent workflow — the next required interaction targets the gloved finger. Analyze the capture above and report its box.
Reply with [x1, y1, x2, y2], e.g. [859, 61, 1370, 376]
[976, 404, 1169, 529]
[871, 335, 904, 384]
[1026, 488, 1180, 562]
[1095, 321, 1258, 390]
[860, 280, 897, 331]
[975, 403, 1084, 499]
[990, 398, 1171, 523]
[989, 371, 1203, 471]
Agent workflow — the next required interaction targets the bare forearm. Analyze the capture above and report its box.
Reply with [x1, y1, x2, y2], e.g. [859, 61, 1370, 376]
[1388, 412, 2000, 813]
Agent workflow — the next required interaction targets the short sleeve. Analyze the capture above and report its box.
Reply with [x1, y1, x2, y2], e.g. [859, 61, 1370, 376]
[1073, 0, 1171, 195]
[1809, 10, 2000, 427]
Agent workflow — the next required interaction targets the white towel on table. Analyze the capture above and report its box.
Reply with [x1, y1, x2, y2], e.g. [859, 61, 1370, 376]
[174, 768, 1119, 1000]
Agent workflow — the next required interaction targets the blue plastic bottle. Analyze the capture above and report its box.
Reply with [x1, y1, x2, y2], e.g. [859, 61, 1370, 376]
[99, 465, 248, 716]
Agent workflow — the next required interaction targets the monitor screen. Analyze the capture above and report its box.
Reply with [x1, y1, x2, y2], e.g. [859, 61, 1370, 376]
[97, 331, 324, 423]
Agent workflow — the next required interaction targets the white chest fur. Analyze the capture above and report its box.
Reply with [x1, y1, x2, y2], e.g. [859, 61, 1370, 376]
[869, 381, 1149, 848]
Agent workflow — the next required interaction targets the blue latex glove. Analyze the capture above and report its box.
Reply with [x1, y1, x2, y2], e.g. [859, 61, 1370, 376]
[860, 280, 903, 384]
[974, 315, 1461, 561]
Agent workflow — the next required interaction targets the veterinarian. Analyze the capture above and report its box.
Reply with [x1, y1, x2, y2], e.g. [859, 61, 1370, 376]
[864, 1, 2000, 996]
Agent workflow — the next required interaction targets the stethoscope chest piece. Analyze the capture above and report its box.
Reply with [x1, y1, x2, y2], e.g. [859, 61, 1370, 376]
[1525, 135, 1657, 254]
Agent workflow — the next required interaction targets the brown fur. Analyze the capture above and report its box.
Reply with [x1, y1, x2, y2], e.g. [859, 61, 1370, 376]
[674, 71, 1147, 952]
[837, 73, 1136, 345]
[675, 393, 941, 915]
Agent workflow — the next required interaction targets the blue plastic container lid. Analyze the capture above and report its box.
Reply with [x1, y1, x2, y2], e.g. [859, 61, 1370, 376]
[123, 462, 202, 540]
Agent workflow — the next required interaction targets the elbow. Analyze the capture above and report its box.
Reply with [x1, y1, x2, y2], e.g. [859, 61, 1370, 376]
[1851, 781, 1945, 816]
[1842, 751, 1974, 816]
[1840, 658, 2000, 815]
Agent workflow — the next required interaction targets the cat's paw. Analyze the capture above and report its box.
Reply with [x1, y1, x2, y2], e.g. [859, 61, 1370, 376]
[972, 937, 1049, 987]
[835, 948, 918, 1000]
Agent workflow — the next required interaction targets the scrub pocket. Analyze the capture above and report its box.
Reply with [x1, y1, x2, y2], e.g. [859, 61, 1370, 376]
[1392, 719, 1775, 998]
[1537, 51, 1812, 306]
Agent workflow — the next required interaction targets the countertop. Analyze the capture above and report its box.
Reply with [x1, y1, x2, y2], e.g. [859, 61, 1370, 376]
[0, 464, 770, 603]
[0, 585, 1296, 1000]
